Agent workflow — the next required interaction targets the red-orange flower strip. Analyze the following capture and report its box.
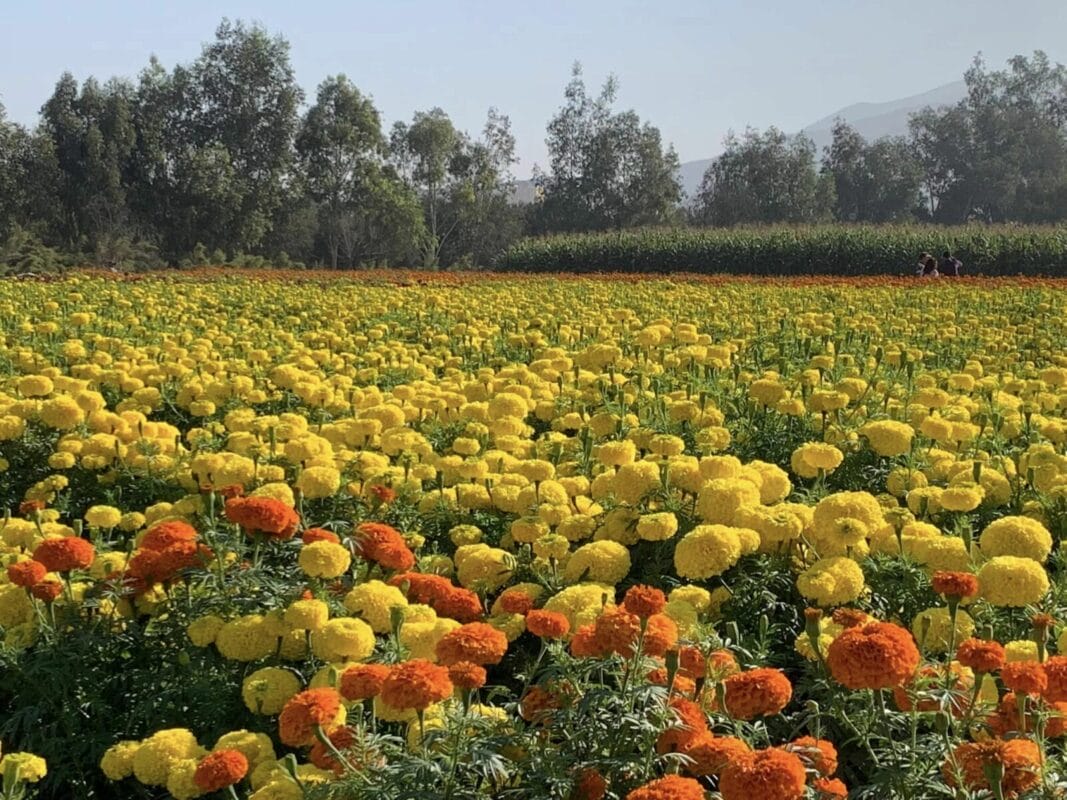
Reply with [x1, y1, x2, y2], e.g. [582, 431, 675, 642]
[942, 739, 1042, 798]
[278, 688, 342, 747]
[355, 522, 415, 571]
[719, 748, 808, 800]
[33, 537, 95, 572]
[957, 638, 1006, 674]
[339, 663, 391, 701]
[721, 668, 793, 720]
[526, 609, 570, 639]
[435, 622, 508, 666]
[225, 496, 300, 540]
[622, 584, 667, 618]
[1001, 662, 1048, 696]
[380, 659, 453, 711]
[7, 560, 47, 588]
[624, 774, 705, 800]
[826, 621, 920, 690]
[193, 749, 248, 792]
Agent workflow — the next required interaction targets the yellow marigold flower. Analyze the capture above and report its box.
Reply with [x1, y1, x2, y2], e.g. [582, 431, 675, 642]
[84, 504, 122, 529]
[100, 740, 141, 780]
[187, 615, 226, 648]
[298, 541, 351, 579]
[978, 556, 1049, 607]
[17, 375, 54, 397]
[310, 617, 375, 661]
[295, 466, 341, 499]
[344, 580, 408, 633]
[860, 420, 915, 457]
[939, 483, 984, 513]
[796, 556, 865, 607]
[132, 729, 203, 786]
[213, 730, 276, 768]
[242, 667, 302, 715]
[0, 752, 47, 783]
[673, 524, 744, 580]
[284, 599, 329, 631]
[542, 583, 613, 629]
[790, 443, 843, 478]
[215, 616, 277, 662]
[979, 516, 1053, 563]
[563, 540, 631, 584]
[635, 512, 678, 541]
[696, 478, 761, 524]
[911, 607, 975, 654]
[1005, 640, 1041, 663]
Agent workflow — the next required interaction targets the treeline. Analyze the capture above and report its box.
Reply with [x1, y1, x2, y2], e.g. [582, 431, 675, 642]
[0, 20, 1065, 272]
[499, 226, 1067, 276]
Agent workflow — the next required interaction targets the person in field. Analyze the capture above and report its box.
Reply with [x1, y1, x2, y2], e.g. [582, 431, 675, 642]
[940, 251, 962, 276]
[916, 253, 938, 277]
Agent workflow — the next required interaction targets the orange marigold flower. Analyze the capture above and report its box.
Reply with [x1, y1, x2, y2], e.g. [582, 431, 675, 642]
[519, 681, 575, 724]
[302, 527, 340, 545]
[783, 736, 838, 777]
[193, 749, 248, 792]
[526, 609, 570, 640]
[655, 696, 708, 755]
[140, 520, 198, 552]
[7, 560, 47, 588]
[826, 621, 920, 690]
[931, 570, 979, 599]
[1043, 656, 1067, 703]
[647, 667, 696, 697]
[380, 659, 453, 711]
[435, 622, 508, 666]
[721, 668, 793, 720]
[625, 774, 705, 800]
[448, 661, 487, 691]
[390, 572, 482, 622]
[957, 638, 1006, 674]
[308, 725, 358, 775]
[686, 734, 751, 777]
[943, 739, 1042, 798]
[570, 624, 605, 658]
[1001, 662, 1047, 696]
[573, 767, 607, 800]
[356, 522, 415, 571]
[225, 496, 300, 540]
[498, 589, 535, 615]
[369, 484, 397, 504]
[830, 607, 870, 629]
[19, 500, 45, 516]
[30, 579, 63, 602]
[33, 537, 95, 572]
[593, 606, 641, 657]
[677, 646, 706, 680]
[813, 777, 849, 799]
[642, 614, 678, 657]
[707, 649, 741, 680]
[622, 585, 667, 618]
[278, 688, 342, 747]
[719, 748, 808, 800]
[339, 663, 391, 701]
[893, 665, 972, 715]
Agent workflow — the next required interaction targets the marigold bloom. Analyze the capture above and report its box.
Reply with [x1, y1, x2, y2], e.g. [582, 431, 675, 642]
[813, 777, 849, 799]
[642, 613, 679, 657]
[622, 584, 667, 618]
[302, 527, 340, 545]
[943, 739, 1041, 798]
[448, 661, 487, 690]
[826, 621, 920, 690]
[625, 774, 705, 800]
[225, 496, 299, 540]
[140, 520, 198, 552]
[278, 688, 342, 747]
[685, 734, 751, 776]
[33, 537, 95, 572]
[7, 560, 46, 588]
[957, 638, 1006, 674]
[1043, 656, 1067, 702]
[356, 522, 415, 571]
[573, 768, 607, 800]
[570, 624, 604, 658]
[193, 749, 248, 792]
[30, 579, 63, 602]
[593, 606, 641, 656]
[656, 696, 709, 754]
[498, 588, 535, 615]
[719, 748, 807, 800]
[1001, 662, 1047, 696]
[339, 663, 391, 701]
[380, 659, 453, 711]
[526, 609, 570, 639]
[435, 622, 508, 665]
[308, 726, 358, 775]
[782, 736, 838, 777]
[721, 668, 793, 720]
[931, 570, 979, 599]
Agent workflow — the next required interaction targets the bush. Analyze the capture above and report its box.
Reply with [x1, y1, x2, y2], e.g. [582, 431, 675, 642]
[497, 225, 1067, 276]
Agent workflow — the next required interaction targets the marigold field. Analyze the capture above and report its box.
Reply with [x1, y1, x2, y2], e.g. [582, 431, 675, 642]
[4, 271, 1067, 800]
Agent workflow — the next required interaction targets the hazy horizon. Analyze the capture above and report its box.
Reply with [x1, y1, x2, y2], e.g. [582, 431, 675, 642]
[2, 0, 1064, 178]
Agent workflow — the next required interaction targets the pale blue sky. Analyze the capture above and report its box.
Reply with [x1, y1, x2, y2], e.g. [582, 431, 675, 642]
[1, 0, 1064, 176]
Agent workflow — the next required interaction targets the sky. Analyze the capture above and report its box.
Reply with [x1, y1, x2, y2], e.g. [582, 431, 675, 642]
[1, 0, 1064, 178]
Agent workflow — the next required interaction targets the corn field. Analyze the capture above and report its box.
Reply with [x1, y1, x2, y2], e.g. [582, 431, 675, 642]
[498, 226, 1067, 275]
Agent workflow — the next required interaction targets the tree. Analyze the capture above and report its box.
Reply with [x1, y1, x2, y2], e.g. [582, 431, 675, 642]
[532, 64, 682, 233]
[694, 128, 833, 225]
[822, 120, 922, 222]
[909, 51, 1067, 222]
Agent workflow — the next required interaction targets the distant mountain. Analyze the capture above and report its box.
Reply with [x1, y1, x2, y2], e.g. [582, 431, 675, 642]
[512, 80, 968, 204]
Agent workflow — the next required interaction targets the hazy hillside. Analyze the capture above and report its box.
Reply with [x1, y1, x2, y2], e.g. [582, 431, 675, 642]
[513, 80, 967, 204]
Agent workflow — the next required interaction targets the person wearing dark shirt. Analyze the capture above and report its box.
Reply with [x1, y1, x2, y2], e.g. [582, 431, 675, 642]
[940, 251, 962, 277]
[917, 253, 938, 276]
